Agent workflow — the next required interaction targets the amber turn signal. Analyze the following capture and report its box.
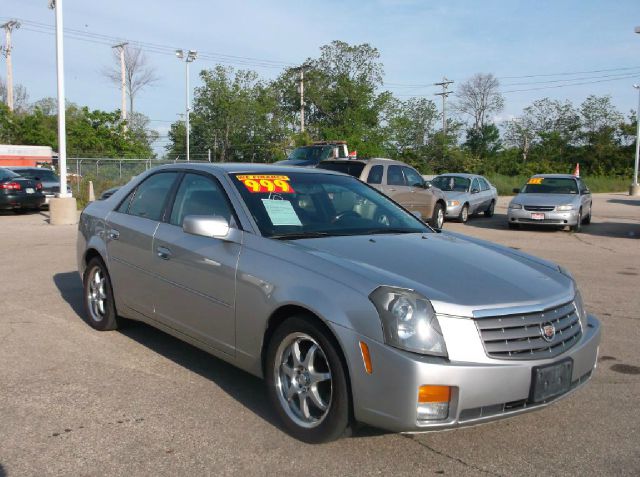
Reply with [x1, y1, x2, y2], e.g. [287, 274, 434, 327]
[359, 341, 373, 374]
[418, 385, 451, 403]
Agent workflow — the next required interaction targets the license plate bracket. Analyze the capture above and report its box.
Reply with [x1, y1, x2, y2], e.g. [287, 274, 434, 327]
[531, 212, 545, 220]
[530, 359, 573, 403]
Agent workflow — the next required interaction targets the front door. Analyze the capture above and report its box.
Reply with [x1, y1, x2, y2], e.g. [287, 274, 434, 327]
[151, 172, 241, 355]
[401, 166, 434, 218]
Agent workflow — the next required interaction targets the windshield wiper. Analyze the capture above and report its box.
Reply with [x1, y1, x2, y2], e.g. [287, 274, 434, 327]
[270, 231, 332, 240]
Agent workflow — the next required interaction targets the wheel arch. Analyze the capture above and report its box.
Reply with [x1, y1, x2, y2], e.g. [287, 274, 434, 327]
[261, 304, 355, 420]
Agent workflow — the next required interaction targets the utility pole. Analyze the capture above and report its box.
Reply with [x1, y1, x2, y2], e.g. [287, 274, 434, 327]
[1, 20, 20, 112]
[434, 77, 454, 136]
[112, 42, 128, 122]
[176, 49, 198, 161]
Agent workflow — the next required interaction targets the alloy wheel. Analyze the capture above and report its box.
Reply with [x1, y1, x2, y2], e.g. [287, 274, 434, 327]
[87, 266, 107, 322]
[274, 332, 333, 429]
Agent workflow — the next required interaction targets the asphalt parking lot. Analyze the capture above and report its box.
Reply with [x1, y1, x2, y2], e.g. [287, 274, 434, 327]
[1, 192, 639, 476]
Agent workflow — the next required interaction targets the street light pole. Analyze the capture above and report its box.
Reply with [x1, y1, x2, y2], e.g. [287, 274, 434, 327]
[47, 0, 76, 225]
[176, 49, 197, 162]
[631, 84, 640, 196]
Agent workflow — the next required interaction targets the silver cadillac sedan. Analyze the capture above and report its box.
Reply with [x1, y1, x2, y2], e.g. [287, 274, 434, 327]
[77, 163, 600, 443]
[507, 174, 592, 232]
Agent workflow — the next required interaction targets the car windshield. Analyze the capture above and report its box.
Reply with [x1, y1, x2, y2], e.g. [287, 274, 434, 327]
[521, 177, 578, 194]
[432, 176, 470, 192]
[14, 169, 58, 181]
[316, 161, 366, 178]
[230, 172, 430, 238]
[287, 146, 334, 164]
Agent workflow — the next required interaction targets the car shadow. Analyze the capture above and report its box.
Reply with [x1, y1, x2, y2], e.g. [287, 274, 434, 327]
[457, 212, 639, 239]
[608, 198, 640, 206]
[52, 271, 386, 439]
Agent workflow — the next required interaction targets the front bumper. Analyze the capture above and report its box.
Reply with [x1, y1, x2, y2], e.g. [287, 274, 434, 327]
[508, 208, 579, 226]
[445, 202, 463, 218]
[334, 314, 600, 433]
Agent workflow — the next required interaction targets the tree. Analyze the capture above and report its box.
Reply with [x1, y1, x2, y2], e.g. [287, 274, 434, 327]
[384, 97, 438, 156]
[455, 73, 504, 130]
[0, 76, 29, 112]
[103, 45, 159, 114]
[463, 124, 501, 158]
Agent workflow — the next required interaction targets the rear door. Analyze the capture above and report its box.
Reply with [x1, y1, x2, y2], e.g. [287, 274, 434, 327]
[382, 164, 414, 208]
[105, 171, 180, 318]
[151, 172, 241, 355]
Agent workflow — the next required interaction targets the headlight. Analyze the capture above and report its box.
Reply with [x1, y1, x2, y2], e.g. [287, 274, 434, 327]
[369, 287, 447, 357]
[447, 200, 460, 207]
[574, 289, 588, 330]
[508, 202, 522, 209]
[556, 204, 574, 211]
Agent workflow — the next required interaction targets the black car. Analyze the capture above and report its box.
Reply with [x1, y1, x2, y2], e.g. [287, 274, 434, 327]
[0, 167, 46, 212]
[7, 166, 72, 206]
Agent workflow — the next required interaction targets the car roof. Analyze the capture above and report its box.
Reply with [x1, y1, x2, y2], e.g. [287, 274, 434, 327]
[531, 174, 578, 179]
[153, 162, 346, 176]
[434, 173, 479, 179]
[320, 157, 406, 166]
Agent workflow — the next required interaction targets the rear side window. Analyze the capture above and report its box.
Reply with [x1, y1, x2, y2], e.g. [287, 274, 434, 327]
[387, 165, 406, 186]
[367, 165, 383, 184]
[169, 173, 233, 226]
[120, 172, 178, 221]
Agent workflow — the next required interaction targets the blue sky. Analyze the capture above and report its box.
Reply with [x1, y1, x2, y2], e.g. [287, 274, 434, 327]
[2, 0, 640, 153]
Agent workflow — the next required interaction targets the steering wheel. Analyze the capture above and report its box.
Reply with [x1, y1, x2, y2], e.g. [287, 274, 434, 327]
[332, 210, 362, 223]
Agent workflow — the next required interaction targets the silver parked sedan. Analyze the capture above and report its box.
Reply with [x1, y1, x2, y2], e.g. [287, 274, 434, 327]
[431, 173, 498, 223]
[507, 174, 592, 232]
[77, 163, 600, 443]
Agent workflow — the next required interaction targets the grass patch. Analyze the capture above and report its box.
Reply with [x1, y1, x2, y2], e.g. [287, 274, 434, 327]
[485, 174, 630, 196]
[74, 175, 128, 209]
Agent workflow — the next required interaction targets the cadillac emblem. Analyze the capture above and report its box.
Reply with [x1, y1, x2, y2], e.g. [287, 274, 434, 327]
[540, 322, 556, 342]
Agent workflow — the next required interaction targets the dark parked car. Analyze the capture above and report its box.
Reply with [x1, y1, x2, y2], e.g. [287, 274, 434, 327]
[7, 166, 72, 206]
[0, 167, 46, 212]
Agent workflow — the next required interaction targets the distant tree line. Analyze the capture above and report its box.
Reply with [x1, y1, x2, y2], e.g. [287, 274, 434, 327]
[166, 40, 637, 176]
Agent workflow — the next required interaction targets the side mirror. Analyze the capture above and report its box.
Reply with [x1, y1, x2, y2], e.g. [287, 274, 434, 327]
[183, 215, 232, 240]
[471, 188, 480, 194]
[410, 210, 422, 220]
[513, 188, 521, 194]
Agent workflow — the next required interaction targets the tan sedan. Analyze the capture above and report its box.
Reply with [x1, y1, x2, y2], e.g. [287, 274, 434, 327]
[317, 158, 447, 229]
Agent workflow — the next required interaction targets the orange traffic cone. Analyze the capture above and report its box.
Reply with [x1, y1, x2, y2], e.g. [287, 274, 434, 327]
[573, 163, 580, 177]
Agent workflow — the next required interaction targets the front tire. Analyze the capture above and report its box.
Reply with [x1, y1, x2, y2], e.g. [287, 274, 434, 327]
[571, 208, 583, 232]
[431, 203, 445, 230]
[583, 204, 592, 224]
[459, 204, 469, 223]
[484, 200, 495, 217]
[83, 257, 120, 331]
[265, 316, 351, 443]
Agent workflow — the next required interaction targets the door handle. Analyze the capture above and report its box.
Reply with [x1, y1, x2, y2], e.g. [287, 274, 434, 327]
[156, 246, 172, 260]
[107, 229, 119, 240]
[388, 188, 396, 192]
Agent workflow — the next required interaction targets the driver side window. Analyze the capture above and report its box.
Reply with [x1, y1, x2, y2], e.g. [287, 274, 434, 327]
[169, 173, 233, 227]
[471, 178, 480, 192]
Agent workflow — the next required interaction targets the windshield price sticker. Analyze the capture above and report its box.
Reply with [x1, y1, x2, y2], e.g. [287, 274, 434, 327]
[237, 175, 295, 193]
[527, 178, 544, 185]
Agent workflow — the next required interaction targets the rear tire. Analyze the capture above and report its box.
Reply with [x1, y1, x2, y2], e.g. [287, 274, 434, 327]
[431, 203, 445, 230]
[458, 204, 469, 223]
[265, 315, 351, 443]
[83, 257, 120, 331]
[484, 200, 495, 217]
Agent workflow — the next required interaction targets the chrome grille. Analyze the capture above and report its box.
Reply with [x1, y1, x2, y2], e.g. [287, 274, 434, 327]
[524, 205, 555, 211]
[476, 302, 582, 360]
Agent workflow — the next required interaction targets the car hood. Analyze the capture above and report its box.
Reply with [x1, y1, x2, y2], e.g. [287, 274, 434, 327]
[293, 232, 573, 317]
[512, 193, 579, 206]
[440, 190, 468, 201]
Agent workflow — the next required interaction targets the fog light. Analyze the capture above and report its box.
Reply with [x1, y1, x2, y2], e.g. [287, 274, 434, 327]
[417, 402, 449, 421]
[417, 385, 451, 421]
